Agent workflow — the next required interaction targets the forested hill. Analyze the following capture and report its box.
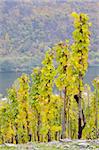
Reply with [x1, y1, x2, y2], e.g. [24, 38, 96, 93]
[0, 0, 99, 72]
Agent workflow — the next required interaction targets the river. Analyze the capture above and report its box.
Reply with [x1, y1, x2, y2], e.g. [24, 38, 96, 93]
[0, 66, 99, 96]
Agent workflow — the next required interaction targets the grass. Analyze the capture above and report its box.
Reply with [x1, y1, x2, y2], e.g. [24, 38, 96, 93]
[0, 141, 98, 150]
[0, 144, 62, 150]
[0, 147, 16, 150]
[37, 144, 63, 150]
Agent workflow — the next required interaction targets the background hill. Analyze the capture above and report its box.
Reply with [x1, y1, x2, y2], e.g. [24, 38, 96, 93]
[0, 0, 99, 72]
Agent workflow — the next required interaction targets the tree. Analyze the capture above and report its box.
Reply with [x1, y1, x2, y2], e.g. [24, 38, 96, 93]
[40, 50, 56, 141]
[30, 67, 42, 142]
[53, 41, 71, 138]
[7, 87, 19, 144]
[71, 12, 91, 139]
[93, 77, 99, 138]
[14, 74, 31, 143]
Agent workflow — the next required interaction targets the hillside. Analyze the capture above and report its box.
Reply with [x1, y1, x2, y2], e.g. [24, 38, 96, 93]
[0, 0, 99, 72]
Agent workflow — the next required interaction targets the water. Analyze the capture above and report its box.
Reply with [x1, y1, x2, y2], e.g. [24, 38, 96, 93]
[0, 72, 22, 96]
[0, 66, 99, 96]
[84, 66, 99, 89]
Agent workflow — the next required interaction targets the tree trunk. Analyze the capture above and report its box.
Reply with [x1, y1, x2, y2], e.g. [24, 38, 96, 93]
[34, 132, 36, 141]
[78, 86, 82, 139]
[14, 124, 18, 144]
[96, 84, 98, 138]
[68, 97, 70, 138]
[37, 112, 41, 142]
[47, 95, 51, 142]
[55, 132, 58, 140]
[28, 133, 32, 142]
[15, 134, 18, 144]
[24, 107, 31, 141]
[61, 88, 67, 139]
[47, 130, 51, 142]
[74, 95, 86, 139]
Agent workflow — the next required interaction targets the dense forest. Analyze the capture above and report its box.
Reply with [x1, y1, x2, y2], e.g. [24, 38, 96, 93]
[0, 0, 99, 72]
[0, 12, 99, 144]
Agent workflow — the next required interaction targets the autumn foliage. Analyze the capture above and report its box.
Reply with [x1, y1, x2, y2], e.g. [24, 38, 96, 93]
[0, 13, 98, 144]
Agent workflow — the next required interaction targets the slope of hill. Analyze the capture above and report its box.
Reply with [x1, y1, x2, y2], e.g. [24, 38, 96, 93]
[0, 0, 99, 72]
